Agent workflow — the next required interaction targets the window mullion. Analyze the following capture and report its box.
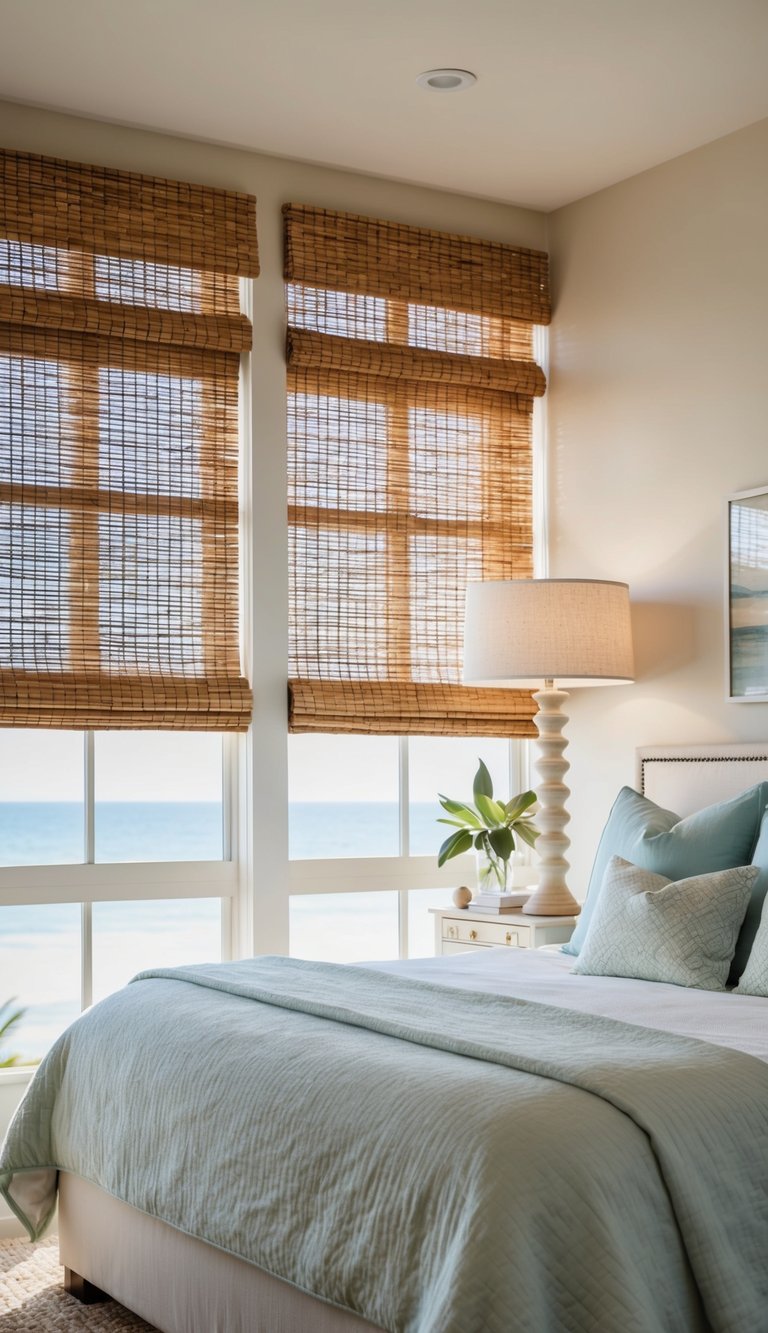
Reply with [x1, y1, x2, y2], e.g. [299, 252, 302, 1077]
[397, 735, 410, 858]
[81, 729, 95, 1010]
[220, 731, 238, 961]
[80, 903, 93, 1011]
[84, 730, 95, 863]
[398, 735, 410, 960]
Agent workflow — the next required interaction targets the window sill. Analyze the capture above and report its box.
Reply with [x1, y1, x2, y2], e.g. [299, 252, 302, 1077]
[0, 1066, 36, 1087]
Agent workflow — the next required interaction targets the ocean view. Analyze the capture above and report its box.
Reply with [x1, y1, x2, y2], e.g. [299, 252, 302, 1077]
[0, 800, 451, 1061]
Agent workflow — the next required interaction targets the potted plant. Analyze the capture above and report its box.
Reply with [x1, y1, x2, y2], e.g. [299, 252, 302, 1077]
[437, 759, 540, 898]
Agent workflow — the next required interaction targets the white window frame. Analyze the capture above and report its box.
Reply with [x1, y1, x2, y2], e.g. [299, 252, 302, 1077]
[0, 730, 238, 1013]
[287, 735, 532, 959]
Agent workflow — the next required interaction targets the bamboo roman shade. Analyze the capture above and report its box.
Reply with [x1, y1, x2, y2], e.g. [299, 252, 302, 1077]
[284, 204, 549, 737]
[0, 149, 257, 729]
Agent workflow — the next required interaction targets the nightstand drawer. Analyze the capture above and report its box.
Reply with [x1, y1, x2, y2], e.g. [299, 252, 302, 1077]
[432, 907, 576, 956]
[442, 918, 530, 948]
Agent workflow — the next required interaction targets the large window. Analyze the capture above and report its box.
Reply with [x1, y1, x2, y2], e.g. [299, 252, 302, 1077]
[282, 207, 546, 967]
[284, 204, 546, 741]
[0, 730, 232, 1064]
[0, 151, 256, 1073]
[0, 153, 256, 734]
[288, 734, 529, 963]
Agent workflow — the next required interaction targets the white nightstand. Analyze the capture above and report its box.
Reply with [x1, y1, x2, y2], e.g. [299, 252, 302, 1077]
[430, 907, 576, 956]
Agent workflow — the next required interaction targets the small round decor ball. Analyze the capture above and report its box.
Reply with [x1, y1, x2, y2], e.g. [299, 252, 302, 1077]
[452, 886, 472, 909]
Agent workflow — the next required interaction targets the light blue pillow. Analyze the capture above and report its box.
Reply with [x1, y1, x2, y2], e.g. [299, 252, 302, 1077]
[730, 810, 768, 984]
[735, 889, 768, 996]
[563, 782, 768, 957]
[573, 856, 757, 990]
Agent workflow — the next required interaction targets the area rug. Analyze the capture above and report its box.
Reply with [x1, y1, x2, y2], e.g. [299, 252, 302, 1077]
[0, 1237, 156, 1331]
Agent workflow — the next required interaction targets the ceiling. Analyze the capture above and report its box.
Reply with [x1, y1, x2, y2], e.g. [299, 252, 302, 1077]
[2, 0, 768, 210]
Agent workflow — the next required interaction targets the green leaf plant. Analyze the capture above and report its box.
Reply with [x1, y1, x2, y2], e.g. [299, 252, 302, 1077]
[437, 760, 540, 892]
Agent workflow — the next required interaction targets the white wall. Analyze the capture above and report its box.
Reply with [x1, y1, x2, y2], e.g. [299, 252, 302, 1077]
[547, 116, 768, 892]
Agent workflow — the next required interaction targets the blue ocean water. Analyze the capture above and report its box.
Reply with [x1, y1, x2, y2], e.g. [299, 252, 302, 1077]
[0, 801, 224, 866]
[0, 800, 448, 1061]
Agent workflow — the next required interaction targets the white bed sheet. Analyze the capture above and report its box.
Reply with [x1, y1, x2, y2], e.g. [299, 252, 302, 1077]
[367, 946, 768, 1063]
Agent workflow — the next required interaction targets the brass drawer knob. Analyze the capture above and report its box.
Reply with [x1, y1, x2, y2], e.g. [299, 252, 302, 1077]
[469, 929, 478, 940]
[505, 932, 513, 945]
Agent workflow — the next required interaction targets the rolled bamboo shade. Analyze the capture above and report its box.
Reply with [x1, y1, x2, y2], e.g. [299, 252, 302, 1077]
[3, 151, 259, 276]
[284, 204, 549, 738]
[0, 148, 256, 730]
[284, 204, 549, 325]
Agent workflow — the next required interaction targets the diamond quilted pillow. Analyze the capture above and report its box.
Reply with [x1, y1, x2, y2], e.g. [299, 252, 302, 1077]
[572, 855, 758, 990]
[735, 891, 768, 996]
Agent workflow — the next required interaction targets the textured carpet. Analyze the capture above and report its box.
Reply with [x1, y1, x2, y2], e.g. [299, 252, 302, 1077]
[0, 1237, 157, 1331]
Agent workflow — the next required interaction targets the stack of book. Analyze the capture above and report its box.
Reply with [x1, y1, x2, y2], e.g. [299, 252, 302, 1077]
[468, 889, 531, 913]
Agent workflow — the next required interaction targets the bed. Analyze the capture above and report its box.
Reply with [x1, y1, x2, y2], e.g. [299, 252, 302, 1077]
[2, 742, 768, 1333]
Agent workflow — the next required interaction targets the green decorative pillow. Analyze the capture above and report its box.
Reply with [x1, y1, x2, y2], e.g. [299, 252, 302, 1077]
[730, 811, 768, 983]
[572, 856, 757, 990]
[735, 891, 768, 996]
[563, 783, 768, 958]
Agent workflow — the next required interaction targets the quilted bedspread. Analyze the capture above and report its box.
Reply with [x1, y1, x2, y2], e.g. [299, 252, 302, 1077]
[2, 955, 768, 1333]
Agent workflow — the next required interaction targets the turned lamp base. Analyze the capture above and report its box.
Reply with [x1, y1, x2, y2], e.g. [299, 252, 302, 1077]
[522, 681, 582, 917]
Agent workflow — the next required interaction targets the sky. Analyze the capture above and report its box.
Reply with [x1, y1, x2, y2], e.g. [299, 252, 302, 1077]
[0, 730, 514, 805]
[0, 730, 223, 801]
[287, 734, 512, 804]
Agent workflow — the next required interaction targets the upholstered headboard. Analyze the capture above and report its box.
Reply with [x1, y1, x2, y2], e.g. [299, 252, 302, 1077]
[636, 743, 768, 817]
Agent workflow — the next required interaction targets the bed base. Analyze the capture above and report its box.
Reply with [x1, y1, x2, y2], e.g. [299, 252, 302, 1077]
[64, 1267, 110, 1304]
[58, 1173, 382, 1333]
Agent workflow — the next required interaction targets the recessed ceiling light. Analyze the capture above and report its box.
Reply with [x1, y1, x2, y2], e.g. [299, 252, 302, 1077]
[416, 69, 477, 92]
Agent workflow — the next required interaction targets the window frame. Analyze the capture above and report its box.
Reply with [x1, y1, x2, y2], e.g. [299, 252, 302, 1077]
[287, 734, 532, 959]
[284, 322, 548, 959]
[0, 729, 238, 1033]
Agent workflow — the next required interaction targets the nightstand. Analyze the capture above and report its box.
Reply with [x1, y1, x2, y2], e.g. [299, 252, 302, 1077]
[430, 907, 576, 956]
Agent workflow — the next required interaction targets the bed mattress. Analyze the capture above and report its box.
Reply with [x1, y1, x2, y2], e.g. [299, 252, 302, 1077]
[370, 944, 768, 1061]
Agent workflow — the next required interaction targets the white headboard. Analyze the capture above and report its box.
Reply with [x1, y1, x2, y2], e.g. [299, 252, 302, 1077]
[636, 743, 768, 817]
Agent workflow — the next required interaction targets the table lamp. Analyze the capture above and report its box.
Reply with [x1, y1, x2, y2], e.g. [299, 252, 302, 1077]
[463, 578, 634, 916]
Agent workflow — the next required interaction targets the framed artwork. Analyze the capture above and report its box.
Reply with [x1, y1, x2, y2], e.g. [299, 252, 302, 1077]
[727, 485, 768, 702]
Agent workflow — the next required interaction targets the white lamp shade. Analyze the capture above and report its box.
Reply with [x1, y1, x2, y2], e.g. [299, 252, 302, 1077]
[463, 578, 634, 688]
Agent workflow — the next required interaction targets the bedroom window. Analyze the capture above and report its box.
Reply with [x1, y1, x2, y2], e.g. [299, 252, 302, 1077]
[283, 203, 548, 740]
[288, 732, 528, 960]
[0, 150, 256, 730]
[282, 206, 547, 961]
[0, 727, 232, 1064]
[0, 150, 258, 1066]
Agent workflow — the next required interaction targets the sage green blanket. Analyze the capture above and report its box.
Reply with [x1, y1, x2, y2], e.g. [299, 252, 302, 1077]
[2, 956, 768, 1333]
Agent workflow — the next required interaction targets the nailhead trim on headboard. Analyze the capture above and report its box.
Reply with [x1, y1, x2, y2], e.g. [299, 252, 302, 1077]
[638, 751, 768, 796]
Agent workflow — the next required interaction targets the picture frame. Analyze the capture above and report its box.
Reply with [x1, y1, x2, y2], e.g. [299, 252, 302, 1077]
[726, 484, 768, 702]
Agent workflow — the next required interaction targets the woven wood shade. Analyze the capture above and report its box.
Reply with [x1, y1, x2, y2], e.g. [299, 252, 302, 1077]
[0, 148, 255, 730]
[284, 204, 549, 325]
[284, 204, 549, 738]
[2, 150, 259, 276]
